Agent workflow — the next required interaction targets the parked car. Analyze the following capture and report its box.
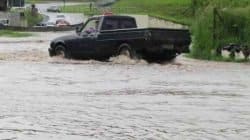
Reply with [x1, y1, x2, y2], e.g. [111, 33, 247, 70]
[46, 22, 56, 27]
[56, 14, 65, 19]
[47, 6, 60, 13]
[49, 15, 191, 61]
[56, 19, 70, 27]
[0, 19, 9, 26]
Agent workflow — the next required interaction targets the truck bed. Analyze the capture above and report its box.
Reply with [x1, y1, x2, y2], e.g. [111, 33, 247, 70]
[99, 27, 191, 53]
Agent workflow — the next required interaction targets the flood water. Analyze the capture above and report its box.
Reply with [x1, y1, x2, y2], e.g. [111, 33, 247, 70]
[0, 32, 250, 140]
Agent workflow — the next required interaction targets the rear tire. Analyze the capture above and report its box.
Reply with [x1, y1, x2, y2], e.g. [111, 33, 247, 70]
[118, 43, 135, 59]
[163, 51, 177, 61]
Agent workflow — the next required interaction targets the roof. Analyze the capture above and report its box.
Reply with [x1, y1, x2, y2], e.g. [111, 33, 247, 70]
[90, 15, 135, 20]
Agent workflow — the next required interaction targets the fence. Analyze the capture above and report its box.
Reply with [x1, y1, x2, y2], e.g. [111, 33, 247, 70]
[212, 8, 250, 55]
[62, 6, 145, 16]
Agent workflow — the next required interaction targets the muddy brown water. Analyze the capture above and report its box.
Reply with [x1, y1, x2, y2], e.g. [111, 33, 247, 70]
[0, 32, 250, 140]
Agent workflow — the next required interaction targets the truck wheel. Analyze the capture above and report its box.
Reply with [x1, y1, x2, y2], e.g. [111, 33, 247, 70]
[118, 44, 135, 59]
[55, 45, 70, 58]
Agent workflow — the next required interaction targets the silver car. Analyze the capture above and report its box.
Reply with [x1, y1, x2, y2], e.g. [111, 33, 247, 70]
[0, 19, 9, 26]
[47, 6, 60, 13]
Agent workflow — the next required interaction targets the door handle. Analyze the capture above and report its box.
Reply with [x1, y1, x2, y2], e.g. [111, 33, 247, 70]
[88, 34, 97, 39]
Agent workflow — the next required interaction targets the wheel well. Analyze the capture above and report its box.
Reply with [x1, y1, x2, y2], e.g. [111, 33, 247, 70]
[55, 43, 66, 51]
[117, 42, 132, 53]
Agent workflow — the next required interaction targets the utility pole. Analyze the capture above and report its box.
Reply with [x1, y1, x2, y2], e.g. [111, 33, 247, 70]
[63, 0, 66, 9]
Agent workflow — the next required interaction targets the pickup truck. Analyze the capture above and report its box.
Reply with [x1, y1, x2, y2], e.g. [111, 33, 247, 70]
[49, 15, 191, 61]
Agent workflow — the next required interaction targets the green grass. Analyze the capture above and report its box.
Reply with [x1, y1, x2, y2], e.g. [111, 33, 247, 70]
[26, 0, 91, 4]
[60, 4, 95, 15]
[113, 0, 193, 25]
[0, 30, 32, 37]
[190, 1, 250, 60]
[60, 0, 193, 24]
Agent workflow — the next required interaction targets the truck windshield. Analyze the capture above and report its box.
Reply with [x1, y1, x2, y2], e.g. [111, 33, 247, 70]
[82, 18, 100, 33]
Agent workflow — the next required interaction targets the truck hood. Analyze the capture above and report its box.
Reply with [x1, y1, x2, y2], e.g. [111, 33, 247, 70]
[52, 34, 80, 42]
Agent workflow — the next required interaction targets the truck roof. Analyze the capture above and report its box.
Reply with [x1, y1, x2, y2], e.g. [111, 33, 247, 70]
[90, 15, 135, 19]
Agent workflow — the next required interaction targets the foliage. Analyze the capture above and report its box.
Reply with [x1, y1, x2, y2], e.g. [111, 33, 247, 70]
[190, 1, 250, 60]
[24, 9, 43, 27]
[61, 0, 250, 61]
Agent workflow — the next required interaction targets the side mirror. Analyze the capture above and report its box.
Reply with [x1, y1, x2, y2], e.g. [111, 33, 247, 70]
[75, 26, 81, 34]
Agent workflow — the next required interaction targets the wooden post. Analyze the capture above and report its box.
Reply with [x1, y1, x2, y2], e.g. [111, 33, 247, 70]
[213, 7, 221, 56]
[213, 7, 216, 49]
[63, 0, 66, 9]
[192, 0, 196, 16]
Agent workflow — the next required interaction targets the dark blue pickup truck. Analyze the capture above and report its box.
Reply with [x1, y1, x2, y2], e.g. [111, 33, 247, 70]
[49, 15, 191, 61]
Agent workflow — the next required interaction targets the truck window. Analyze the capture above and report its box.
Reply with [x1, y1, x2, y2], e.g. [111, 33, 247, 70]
[101, 18, 119, 30]
[120, 19, 137, 29]
[82, 18, 100, 33]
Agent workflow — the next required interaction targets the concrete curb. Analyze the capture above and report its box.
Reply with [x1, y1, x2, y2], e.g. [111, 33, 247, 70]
[0, 24, 82, 32]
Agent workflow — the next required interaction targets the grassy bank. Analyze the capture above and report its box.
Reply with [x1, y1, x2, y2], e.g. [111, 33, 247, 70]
[26, 0, 90, 3]
[116, 0, 250, 61]
[60, 4, 94, 15]
[113, 0, 193, 25]
[0, 30, 32, 37]
[190, 0, 250, 60]
[60, 0, 193, 25]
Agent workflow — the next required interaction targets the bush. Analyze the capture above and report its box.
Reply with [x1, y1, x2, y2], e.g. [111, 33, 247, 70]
[190, 0, 250, 60]
[25, 8, 43, 27]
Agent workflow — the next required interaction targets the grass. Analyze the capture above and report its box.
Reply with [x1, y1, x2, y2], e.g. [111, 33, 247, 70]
[60, 4, 94, 15]
[0, 30, 32, 37]
[60, 0, 193, 25]
[26, 0, 91, 4]
[113, 0, 193, 25]
[190, 1, 250, 60]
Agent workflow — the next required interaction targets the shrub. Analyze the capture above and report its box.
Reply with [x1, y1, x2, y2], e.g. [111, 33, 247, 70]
[190, 0, 250, 60]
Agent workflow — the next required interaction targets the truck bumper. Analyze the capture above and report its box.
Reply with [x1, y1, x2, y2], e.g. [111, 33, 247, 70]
[174, 45, 190, 53]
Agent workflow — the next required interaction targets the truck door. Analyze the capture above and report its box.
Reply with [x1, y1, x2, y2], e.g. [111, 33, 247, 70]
[95, 17, 120, 58]
[76, 18, 100, 58]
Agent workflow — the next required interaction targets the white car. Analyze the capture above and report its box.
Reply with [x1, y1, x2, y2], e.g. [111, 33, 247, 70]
[0, 19, 9, 26]
[47, 6, 60, 13]
[46, 22, 56, 27]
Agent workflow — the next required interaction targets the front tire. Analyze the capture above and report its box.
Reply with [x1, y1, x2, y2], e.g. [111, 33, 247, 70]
[55, 45, 70, 59]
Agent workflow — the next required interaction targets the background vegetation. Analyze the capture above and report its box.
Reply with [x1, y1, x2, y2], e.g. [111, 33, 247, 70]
[113, 0, 250, 60]
[190, 0, 250, 60]
[61, 0, 250, 60]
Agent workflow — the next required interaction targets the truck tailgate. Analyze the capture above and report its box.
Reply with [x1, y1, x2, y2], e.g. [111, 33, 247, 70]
[147, 28, 191, 45]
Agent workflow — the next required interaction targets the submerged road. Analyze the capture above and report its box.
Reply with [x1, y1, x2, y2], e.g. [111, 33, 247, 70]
[0, 32, 250, 140]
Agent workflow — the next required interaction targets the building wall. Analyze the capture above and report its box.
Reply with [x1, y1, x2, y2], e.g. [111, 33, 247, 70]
[9, 0, 25, 7]
[0, 0, 8, 11]
[0, 12, 27, 27]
